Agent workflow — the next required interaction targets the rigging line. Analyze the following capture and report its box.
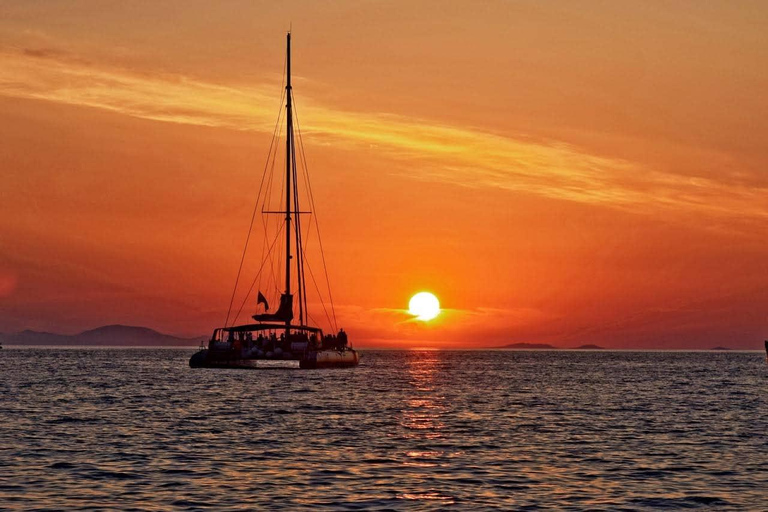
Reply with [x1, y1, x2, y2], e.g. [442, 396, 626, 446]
[262, 99, 286, 215]
[274, 142, 286, 293]
[293, 92, 336, 331]
[272, 221, 284, 296]
[260, 105, 286, 295]
[259, 114, 284, 294]
[291, 129, 326, 323]
[264, 81, 286, 208]
[306, 312, 318, 329]
[231, 222, 286, 326]
[286, 197, 331, 327]
[291, 125, 304, 324]
[292, 93, 338, 331]
[265, 107, 288, 298]
[291, 197, 331, 329]
[303, 252, 334, 331]
[306, 312, 327, 337]
[296, 142, 311, 323]
[297, 217, 335, 329]
[261, 211, 281, 295]
[293, 128, 309, 326]
[257, 204, 269, 296]
[223, 118, 278, 328]
[291, 130, 310, 326]
[224, 53, 287, 329]
[290, 97, 317, 290]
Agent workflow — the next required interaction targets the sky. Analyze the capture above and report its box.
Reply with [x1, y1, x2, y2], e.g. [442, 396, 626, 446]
[1, 1, 767, 349]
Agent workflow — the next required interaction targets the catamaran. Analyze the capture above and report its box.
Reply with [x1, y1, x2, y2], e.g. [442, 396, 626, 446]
[190, 33, 359, 369]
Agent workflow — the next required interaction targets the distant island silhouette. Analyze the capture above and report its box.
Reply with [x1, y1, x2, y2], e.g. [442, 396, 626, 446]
[496, 342, 558, 349]
[0, 325, 205, 347]
[495, 343, 607, 350]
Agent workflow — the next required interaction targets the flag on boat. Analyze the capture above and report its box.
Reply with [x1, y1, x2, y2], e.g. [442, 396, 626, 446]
[257, 291, 269, 311]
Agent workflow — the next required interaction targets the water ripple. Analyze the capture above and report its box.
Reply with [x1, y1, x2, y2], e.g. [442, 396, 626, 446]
[0, 348, 765, 509]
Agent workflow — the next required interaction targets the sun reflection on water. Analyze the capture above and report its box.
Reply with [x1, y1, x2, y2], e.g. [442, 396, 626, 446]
[396, 351, 458, 502]
[400, 352, 446, 438]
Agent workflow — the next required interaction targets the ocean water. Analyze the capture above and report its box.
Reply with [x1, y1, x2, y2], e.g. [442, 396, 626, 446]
[1, 348, 765, 510]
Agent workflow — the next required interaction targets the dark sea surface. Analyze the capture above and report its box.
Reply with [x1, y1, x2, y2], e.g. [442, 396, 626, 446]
[1, 348, 766, 510]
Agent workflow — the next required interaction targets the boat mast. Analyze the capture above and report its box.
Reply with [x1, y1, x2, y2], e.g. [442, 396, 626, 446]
[284, 31, 293, 335]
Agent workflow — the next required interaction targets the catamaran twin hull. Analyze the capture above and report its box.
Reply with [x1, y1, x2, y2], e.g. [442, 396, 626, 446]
[189, 349, 359, 369]
[189, 349, 359, 370]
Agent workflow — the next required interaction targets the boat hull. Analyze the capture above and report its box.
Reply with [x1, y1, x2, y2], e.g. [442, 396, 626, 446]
[189, 349, 264, 369]
[299, 349, 359, 369]
[189, 348, 359, 369]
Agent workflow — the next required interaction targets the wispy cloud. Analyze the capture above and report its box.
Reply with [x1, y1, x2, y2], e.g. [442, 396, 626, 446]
[2, 47, 766, 224]
[0, 47, 282, 130]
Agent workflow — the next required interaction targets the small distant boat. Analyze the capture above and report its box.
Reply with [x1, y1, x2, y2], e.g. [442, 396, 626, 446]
[190, 33, 358, 370]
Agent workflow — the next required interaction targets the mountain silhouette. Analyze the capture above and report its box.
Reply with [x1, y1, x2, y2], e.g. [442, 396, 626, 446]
[496, 342, 558, 349]
[0, 325, 206, 347]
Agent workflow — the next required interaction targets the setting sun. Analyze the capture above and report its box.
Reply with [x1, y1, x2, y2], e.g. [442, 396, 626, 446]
[408, 292, 441, 321]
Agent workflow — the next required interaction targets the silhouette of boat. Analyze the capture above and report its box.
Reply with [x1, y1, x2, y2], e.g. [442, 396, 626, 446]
[190, 33, 358, 370]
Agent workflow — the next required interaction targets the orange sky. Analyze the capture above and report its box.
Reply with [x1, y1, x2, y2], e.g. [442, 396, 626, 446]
[1, 1, 767, 349]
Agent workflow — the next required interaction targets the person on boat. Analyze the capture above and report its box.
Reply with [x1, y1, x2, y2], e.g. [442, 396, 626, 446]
[338, 329, 348, 349]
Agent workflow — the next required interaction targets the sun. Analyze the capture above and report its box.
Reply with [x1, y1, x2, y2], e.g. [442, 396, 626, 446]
[408, 292, 441, 321]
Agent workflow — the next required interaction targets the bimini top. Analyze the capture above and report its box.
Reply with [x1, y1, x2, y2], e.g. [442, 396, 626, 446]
[214, 323, 323, 334]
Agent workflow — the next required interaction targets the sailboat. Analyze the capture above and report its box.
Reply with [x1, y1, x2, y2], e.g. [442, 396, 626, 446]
[190, 33, 359, 369]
